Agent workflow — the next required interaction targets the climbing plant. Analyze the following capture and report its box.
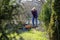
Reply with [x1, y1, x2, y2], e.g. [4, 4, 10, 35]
[49, 0, 60, 40]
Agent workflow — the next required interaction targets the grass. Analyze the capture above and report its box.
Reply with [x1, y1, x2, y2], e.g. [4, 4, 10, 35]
[7, 29, 49, 40]
[20, 29, 49, 40]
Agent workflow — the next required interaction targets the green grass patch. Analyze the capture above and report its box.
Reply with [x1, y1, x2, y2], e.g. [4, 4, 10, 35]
[6, 29, 49, 40]
[20, 29, 49, 40]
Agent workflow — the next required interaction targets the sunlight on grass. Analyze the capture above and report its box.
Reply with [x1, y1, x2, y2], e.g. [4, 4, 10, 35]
[7, 29, 49, 40]
[20, 29, 49, 40]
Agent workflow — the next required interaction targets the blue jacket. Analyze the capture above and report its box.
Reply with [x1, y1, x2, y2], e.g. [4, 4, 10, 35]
[31, 10, 38, 18]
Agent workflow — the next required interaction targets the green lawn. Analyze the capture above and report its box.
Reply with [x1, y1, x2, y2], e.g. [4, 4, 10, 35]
[20, 29, 49, 40]
[7, 29, 49, 40]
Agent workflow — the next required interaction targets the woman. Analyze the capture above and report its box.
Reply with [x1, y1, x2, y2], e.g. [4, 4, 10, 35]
[31, 7, 38, 27]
